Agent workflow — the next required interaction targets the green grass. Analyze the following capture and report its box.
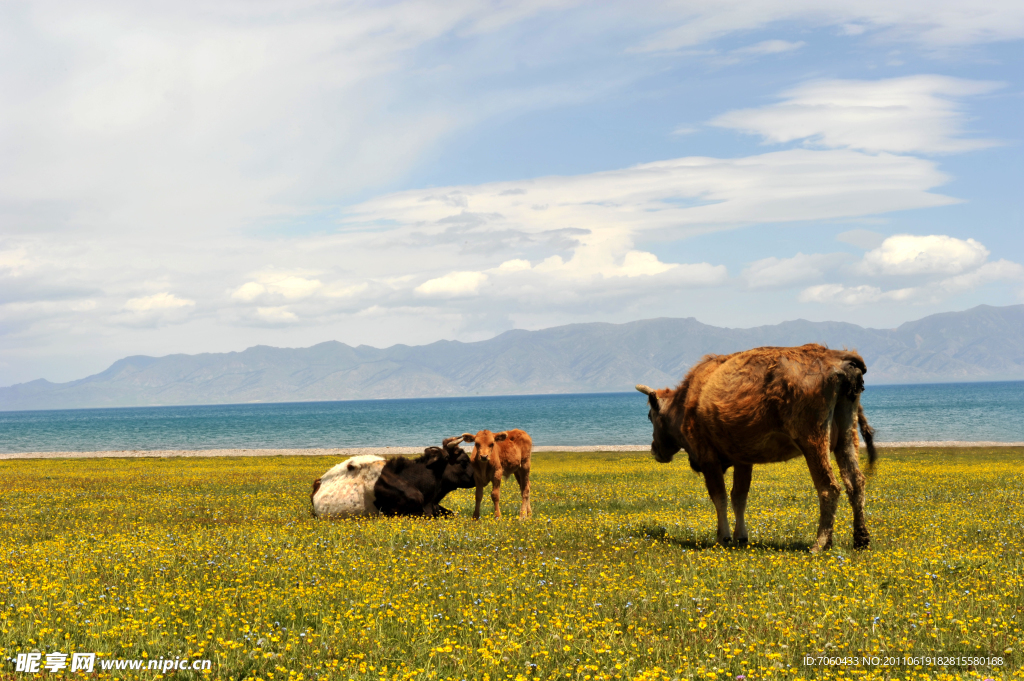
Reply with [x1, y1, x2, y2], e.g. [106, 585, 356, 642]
[0, 448, 1022, 680]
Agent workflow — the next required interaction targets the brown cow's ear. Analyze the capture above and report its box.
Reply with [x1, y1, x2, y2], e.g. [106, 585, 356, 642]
[648, 393, 660, 412]
[460, 432, 475, 443]
[494, 432, 508, 442]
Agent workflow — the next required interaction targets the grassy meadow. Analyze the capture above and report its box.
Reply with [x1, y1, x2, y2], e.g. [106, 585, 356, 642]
[1, 448, 1022, 680]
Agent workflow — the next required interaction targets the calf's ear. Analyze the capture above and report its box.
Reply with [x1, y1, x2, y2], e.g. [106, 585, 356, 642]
[460, 432, 475, 443]
[494, 432, 508, 442]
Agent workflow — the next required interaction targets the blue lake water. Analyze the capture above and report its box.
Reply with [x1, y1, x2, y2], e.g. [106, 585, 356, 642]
[0, 381, 1021, 453]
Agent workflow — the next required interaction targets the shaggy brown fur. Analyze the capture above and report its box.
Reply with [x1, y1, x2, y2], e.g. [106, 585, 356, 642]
[637, 343, 877, 553]
[460, 429, 533, 520]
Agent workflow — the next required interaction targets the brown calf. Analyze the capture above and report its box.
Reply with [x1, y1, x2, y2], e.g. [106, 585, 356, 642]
[460, 429, 533, 519]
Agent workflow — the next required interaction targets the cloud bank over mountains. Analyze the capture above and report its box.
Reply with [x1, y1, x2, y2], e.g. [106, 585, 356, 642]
[0, 0, 1021, 386]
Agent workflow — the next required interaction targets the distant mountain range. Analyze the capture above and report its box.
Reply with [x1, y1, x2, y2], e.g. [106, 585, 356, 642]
[3, 304, 1023, 411]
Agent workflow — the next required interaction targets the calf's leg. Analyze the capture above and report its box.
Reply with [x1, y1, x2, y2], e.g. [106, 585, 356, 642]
[473, 484, 484, 520]
[731, 464, 753, 545]
[514, 468, 531, 519]
[490, 474, 502, 518]
[801, 435, 842, 553]
[701, 464, 732, 544]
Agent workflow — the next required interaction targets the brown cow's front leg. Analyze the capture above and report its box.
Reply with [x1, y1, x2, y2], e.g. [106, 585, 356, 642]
[802, 437, 842, 553]
[731, 464, 753, 545]
[514, 469, 531, 519]
[701, 465, 731, 544]
[834, 424, 870, 549]
[491, 475, 502, 518]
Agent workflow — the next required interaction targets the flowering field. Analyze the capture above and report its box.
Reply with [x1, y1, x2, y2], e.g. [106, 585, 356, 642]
[1, 447, 1022, 680]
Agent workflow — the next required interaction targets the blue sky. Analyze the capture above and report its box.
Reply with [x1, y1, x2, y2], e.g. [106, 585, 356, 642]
[1, 1, 1022, 385]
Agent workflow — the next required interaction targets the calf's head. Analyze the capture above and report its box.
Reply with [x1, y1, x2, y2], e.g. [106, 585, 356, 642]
[636, 384, 683, 464]
[460, 430, 507, 463]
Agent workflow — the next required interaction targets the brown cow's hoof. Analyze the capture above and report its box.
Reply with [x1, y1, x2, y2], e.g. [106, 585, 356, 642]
[853, 530, 871, 550]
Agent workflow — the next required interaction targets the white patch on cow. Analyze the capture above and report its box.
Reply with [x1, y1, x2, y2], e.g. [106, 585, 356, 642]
[312, 455, 386, 518]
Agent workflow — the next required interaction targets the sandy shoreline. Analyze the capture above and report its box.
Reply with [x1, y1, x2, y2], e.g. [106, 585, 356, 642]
[1, 441, 1022, 460]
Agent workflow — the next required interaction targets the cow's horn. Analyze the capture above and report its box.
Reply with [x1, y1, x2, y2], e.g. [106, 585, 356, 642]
[635, 384, 654, 395]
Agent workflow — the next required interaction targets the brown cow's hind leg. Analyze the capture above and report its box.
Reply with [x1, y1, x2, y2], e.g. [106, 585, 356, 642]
[701, 465, 731, 544]
[801, 435, 841, 553]
[731, 464, 753, 545]
[834, 416, 870, 549]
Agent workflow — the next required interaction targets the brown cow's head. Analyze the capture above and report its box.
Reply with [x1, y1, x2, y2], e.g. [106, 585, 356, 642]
[636, 384, 682, 464]
[460, 430, 507, 462]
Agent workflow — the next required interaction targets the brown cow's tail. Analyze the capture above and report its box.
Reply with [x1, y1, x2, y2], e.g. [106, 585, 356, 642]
[838, 352, 877, 473]
[857, 403, 877, 473]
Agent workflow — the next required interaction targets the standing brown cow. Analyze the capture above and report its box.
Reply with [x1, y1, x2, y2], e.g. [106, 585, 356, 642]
[637, 344, 876, 553]
[460, 429, 533, 519]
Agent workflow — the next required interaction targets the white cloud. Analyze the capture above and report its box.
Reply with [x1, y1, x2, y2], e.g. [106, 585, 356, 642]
[0, 1, 590, 243]
[113, 292, 196, 327]
[860, 234, 989, 276]
[0, 248, 34, 275]
[256, 307, 298, 323]
[742, 252, 845, 288]
[940, 259, 1024, 292]
[415, 271, 489, 297]
[620, 251, 678, 277]
[636, 1, 1024, 51]
[323, 282, 369, 299]
[494, 259, 533, 273]
[708, 39, 807, 65]
[231, 282, 265, 302]
[836, 229, 886, 249]
[267, 276, 323, 300]
[662, 263, 729, 286]
[733, 39, 807, 56]
[797, 235, 1024, 306]
[345, 148, 955, 237]
[232, 274, 323, 302]
[711, 76, 1002, 154]
[123, 292, 195, 312]
[798, 283, 917, 305]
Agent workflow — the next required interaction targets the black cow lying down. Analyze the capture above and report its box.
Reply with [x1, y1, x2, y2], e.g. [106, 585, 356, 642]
[311, 436, 475, 518]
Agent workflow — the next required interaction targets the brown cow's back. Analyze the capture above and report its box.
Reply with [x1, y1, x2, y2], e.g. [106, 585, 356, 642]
[682, 344, 860, 467]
